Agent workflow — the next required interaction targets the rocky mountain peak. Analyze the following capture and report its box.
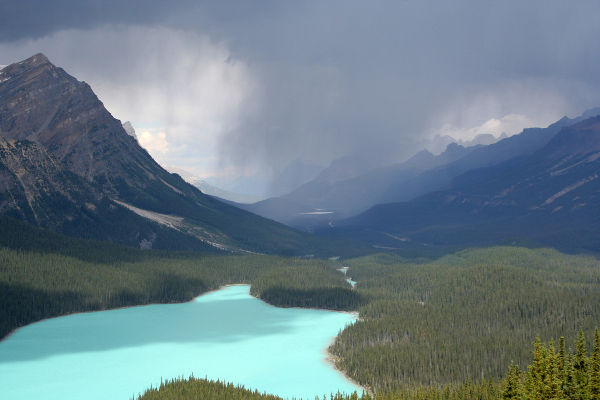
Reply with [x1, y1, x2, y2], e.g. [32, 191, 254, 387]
[1, 53, 56, 79]
[21, 53, 50, 67]
[0, 53, 151, 189]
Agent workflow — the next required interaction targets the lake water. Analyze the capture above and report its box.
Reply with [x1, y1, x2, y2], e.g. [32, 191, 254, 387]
[0, 285, 360, 399]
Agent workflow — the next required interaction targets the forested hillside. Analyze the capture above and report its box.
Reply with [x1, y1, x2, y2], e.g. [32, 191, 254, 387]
[330, 247, 600, 392]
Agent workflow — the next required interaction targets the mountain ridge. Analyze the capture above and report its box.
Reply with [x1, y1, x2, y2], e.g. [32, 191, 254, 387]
[0, 53, 338, 255]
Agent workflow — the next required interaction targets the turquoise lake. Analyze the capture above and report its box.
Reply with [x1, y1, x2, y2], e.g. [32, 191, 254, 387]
[0, 285, 361, 399]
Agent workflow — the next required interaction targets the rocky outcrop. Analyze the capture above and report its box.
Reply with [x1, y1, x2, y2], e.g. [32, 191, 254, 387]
[0, 137, 102, 228]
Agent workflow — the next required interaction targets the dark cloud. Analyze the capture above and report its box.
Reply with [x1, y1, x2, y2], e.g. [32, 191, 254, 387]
[2, 0, 600, 191]
[0, 0, 283, 42]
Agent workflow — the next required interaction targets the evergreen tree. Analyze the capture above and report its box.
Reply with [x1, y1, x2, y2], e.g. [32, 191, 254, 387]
[525, 338, 545, 400]
[503, 362, 524, 399]
[547, 340, 564, 400]
[564, 354, 578, 400]
[590, 328, 600, 400]
[574, 329, 590, 400]
[558, 336, 571, 397]
[525, 339, 563, 400]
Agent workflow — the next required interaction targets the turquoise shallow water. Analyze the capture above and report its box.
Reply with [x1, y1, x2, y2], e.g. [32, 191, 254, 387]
[0, 285, 360, 399]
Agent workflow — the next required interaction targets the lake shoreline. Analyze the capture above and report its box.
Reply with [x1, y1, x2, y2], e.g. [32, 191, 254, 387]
[0, 283, 255, 342]
[3, 277, 361, 341]
[183, 283, 366, 395]
[216, 284, 366, 395]
[2, 282, 366, 396]
[323, 336, 369, 395]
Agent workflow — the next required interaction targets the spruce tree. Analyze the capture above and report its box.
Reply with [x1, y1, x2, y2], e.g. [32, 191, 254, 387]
[591, 328, 600, 400]
[559, 337, 566, 373]
[526, 337, 545, 400]
[559, 336, 570, 396]
[546, 340, 564, 400]
[574, 329, 590, 400]
[503, 362, 524, 399]
[564, 354, 578, 400]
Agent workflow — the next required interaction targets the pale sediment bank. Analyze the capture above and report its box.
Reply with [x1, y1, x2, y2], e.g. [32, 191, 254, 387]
[324, 337, 369, 396]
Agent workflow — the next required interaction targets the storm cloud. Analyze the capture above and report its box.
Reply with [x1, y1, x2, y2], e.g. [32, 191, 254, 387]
[1, 1, 600, 194]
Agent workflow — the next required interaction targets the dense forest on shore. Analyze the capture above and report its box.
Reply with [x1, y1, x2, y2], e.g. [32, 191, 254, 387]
[0, 217, 353, 339]
[330, 247, 600, 392]
[251, 265, 362, 310]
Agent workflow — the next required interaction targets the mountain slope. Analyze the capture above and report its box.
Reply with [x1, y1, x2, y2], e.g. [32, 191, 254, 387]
[0, 53, 333, 255]
[0, 137, 220, 251]
[0, 137, 98, 226]
[329, 115, 600, 253]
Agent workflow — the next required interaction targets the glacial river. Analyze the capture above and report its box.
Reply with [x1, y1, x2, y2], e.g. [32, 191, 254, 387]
[0, 285, 361, 399]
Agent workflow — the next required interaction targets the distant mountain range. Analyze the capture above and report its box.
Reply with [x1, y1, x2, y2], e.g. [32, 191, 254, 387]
[324, 113, 600, 254]
[0, 54, 339, 255]
[238, 108, 600, 231]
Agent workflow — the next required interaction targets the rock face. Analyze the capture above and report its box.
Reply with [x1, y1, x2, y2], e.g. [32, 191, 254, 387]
[0, 137, 99, 226]
[0, 54, 318, 254]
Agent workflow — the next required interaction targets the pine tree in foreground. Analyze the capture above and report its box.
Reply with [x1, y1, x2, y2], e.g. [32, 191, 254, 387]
[590, 328, 600, 400]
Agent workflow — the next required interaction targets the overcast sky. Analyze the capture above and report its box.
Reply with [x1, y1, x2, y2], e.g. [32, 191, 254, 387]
[1, 0, 600, 194]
